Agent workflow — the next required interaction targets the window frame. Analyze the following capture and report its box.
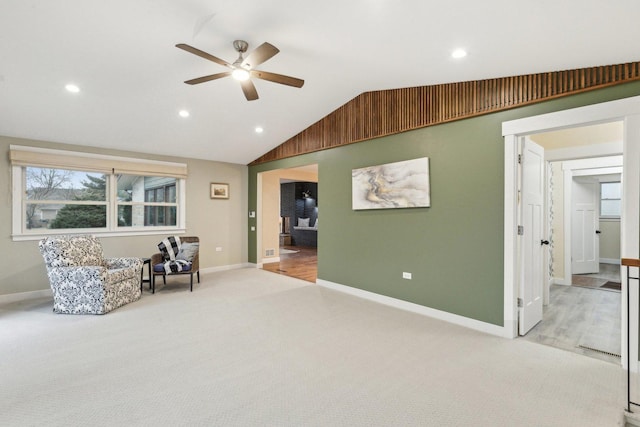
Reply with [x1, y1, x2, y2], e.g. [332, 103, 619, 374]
[11, 146, 187, 241]
[600, 181, 621, 220]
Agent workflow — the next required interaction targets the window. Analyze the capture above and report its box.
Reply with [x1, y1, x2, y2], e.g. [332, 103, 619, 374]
[600, 181, 621, 218]
[116, 175, 177, 227]
[25, 167, 108, 230]
[11, 145, 187, 239]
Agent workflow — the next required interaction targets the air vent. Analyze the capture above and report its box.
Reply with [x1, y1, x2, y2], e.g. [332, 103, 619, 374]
[265, 249, 275, 257]
[577, 345, 621, 358]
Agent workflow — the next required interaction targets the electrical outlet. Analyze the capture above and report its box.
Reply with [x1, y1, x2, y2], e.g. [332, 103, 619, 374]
[402, 272, 412, 280]
[215, 247, 222, 252]
[250, 226, 255, 231]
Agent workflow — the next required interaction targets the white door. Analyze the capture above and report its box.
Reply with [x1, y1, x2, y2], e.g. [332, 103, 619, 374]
[519, 138, 546, 336]
[571, 179, 599, 274]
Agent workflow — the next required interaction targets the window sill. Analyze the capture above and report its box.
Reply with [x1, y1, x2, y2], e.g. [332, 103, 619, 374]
[12, 228, 186, 242]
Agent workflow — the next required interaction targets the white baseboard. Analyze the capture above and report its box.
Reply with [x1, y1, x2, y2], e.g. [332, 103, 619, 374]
[317, 279, 507, 338]
[553, 277, 569, 286]
[200, 263, 254, 274]
[1, 263, 256, 305]
[261, 257, 280, 264]
[600, 258, 621, 265]
[0, 288, 51, 305]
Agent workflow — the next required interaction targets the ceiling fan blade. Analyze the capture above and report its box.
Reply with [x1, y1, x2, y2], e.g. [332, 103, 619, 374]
[176, 43, 233, 69]
[242, 42, 279, 69]
[184, 72, 232, 85]
[250, 70, 304, 88]
[240, 79, 259, 101]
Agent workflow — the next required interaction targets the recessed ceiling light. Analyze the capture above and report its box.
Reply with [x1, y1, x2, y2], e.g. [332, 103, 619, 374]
[451, 49, 467, 59]
[179, 110, 190, 118]
[255, 126, 264, 134]
[65, 83, 80, 93]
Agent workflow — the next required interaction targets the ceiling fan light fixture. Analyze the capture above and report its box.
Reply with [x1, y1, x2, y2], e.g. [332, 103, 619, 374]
[232, 68, 250, 81]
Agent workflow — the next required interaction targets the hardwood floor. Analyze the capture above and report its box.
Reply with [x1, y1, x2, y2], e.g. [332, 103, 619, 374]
[262, 246, 317, 283]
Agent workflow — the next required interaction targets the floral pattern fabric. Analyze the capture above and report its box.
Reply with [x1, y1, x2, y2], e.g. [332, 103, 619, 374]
[39, 235, 143, 315]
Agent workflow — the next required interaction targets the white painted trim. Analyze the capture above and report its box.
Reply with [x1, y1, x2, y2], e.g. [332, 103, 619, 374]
[0, 289, 51, 305]
[200, 263, 254, 274]
[502, 95, 640, 136]
[503, 134, 519, 339]
[572, 166, 622, 177]
[12, 228, 188, 242]
[623, 114, 640, 373]
[256, 173, 263, 265]
[562, 157, 623, 305]
[317, 279, 507, 338]
[553, 277, 569, 286]
[503, 96, 640, 371]
[600, 258, 621, 265]
[261, 257, 280, 264]
[562, 156, 623, 171]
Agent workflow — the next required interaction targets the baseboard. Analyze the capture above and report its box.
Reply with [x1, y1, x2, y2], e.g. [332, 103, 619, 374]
[317, 279, 507, 338]
[261, 257, 280, 264]
[0, 288, 51, 305]
[553, 277, 569, 286]
[600, 258, 621, 265]
[200, 263, 254, 274]
[625, 411, 640, 426]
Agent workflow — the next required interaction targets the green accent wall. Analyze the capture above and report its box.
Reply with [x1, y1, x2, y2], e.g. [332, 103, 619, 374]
[249, 81, 640, 327]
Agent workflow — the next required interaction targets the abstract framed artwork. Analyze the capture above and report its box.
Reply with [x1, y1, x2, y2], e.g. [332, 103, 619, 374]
[352, 157, 430, 210]
[210, 182, 229, 199]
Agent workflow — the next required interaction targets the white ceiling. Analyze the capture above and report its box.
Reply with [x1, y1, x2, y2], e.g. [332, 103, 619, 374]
[2, 1, 639, 165]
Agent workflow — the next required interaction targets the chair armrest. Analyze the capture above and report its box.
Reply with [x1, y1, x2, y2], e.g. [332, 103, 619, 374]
[104, 257, 143, 270]
[151, 253, 164, 270]
[191, 251, 199, 272]
[47, 266, 107, 289]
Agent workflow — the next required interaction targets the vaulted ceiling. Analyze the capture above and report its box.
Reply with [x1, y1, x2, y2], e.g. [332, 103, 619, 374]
[1, 1, 639, 165]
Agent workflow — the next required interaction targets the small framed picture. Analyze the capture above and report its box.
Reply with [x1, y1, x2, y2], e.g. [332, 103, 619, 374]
[210, 183, 229, 199]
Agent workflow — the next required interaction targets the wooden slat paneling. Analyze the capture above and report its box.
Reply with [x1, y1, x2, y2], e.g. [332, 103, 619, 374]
[250, 61, 640, 165]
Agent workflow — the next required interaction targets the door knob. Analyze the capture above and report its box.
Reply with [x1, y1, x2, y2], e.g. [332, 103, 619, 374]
[595, 230, 601, 234]
[541, 240, 550, 245]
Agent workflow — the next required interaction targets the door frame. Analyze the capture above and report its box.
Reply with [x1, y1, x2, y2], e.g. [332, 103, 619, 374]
[503, 95, 640, 372]
[562, 158, 623, 285]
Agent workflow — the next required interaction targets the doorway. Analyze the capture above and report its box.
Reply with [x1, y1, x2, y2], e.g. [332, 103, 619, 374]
[503, 95, 640, 372]
[257, 164, 319, 283]
[522, 152, 623, 363]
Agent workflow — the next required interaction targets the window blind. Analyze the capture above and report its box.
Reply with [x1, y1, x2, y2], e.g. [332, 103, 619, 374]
[9, 145, 187, 179]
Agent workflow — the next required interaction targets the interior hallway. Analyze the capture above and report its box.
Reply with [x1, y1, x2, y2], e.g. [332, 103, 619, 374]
[522, 264, 622, 364]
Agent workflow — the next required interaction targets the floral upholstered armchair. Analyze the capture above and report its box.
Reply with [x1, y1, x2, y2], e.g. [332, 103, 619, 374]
[38, 235, 143, 314]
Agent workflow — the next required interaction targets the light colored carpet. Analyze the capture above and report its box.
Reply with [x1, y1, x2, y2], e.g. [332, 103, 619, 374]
[0, 268, 628, 426]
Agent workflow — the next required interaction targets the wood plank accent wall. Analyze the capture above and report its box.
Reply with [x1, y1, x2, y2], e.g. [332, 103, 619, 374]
[249, 61, 640, 166]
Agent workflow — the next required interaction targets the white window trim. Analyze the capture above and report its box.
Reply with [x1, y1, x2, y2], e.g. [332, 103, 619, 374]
[11, 147, 187, 241]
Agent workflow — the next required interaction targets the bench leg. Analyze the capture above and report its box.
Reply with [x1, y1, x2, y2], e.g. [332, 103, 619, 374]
[190, 273, 193, 292]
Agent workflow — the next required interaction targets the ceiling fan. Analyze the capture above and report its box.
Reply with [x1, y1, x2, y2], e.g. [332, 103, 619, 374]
[176, 40, 304, 101]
